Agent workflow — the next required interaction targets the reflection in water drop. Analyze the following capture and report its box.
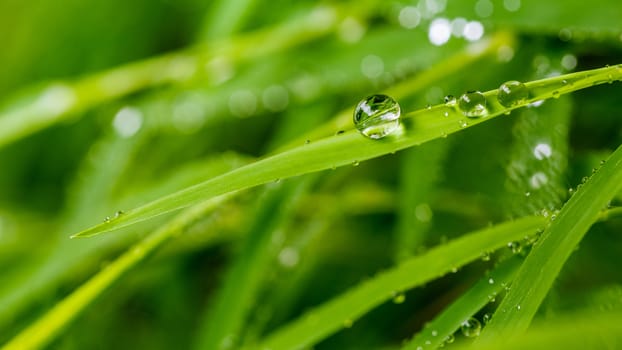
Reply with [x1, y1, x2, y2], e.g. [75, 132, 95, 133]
[458, 91, 488, 117]
[461, 317, 482, 338]
[497, 80, 529, 107]
[353, 94, 401, 139]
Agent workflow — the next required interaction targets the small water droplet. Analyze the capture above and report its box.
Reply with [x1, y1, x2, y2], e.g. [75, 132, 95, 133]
[481, 251, 491, 261]
[444, 95, 457, 106]
[525, 191, 531, 197]
[458, 91, 488, 117]
[581, 176, 589, 183]
[443, 111, 449, 117]
[497, 80, 528, 107]
[353, 94, 401, 139]
[305, 139, 311, 144]
[426, 104, 432, 110]
[552, 90, 560, 98]
[516, 304, 521, 310]
[459, 120, 468, 128]
[508, 241, 522, 254]
[336, 130, 345, 135]
[392, 291, 406, 304]
[461, 317, 482, 338]
[483, 313, 491, 324]
[352, 160, 360, 167]
[443, 334, 455, 344]
[103, 216, 111, 223]
[343, 319, 353, 328]
[488, 277, 494, 284]
[451, 267, 458, 273]
[432, 330, 438, 337]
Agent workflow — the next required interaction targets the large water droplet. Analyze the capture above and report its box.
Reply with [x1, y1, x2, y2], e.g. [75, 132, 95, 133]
[458, 91, 487, 117]
[497, 81, 528, 107]
[353, 94, 401, 139]
[460, 317, 482, 337]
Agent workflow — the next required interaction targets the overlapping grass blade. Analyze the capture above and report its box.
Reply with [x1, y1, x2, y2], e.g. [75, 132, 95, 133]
[401, 257, 522, 350]
[254, 216, 544, 350]
[475, 143, 622, 345]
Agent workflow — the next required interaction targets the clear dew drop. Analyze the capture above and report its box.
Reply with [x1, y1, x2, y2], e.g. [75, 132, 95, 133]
[343, 319, 353, 328]
[444, 95, 457, 106]
[103, 216, 111, 223]
[460, 317, 482, 338]
[508, 241, 522, 254]
[458, 91, 488, 117]
[488, 277, 494, 284]
[483, 313, 491, 324]
[481, 251, 491, 261]
[443, 334, 455, 344]
[497, 80, 528, 107]
[353, 94, 401, 139]
[392, 291, 406, 304]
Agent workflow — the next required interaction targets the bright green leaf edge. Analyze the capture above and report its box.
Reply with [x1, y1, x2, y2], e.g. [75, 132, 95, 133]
[475, 142, 622, 345]
[71, 64, 622, 238]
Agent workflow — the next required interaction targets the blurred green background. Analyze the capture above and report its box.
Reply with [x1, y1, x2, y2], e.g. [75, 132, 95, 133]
[1, 0, 622, 349]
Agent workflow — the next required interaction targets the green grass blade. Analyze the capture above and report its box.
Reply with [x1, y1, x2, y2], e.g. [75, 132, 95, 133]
[0, 194, 232, 350]
[194, 178, 314, 350]
[255, 216, 545, 350]
[71, 64, 622, 238]
[475, 143, 622, 345]
[401, 256, 522, 350]
[452, 310, 622, 350]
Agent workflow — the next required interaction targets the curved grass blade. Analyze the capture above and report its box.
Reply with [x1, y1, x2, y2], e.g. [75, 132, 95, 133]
[0, 194, 233, 350]
[254, 216, 544, 350]
[401, 256, 522, 350]
[475, 143, 622, 346]
[70, 64, 622, 238]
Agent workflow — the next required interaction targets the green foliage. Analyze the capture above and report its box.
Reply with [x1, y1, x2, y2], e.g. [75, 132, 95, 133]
[1, 1, 622, 350]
